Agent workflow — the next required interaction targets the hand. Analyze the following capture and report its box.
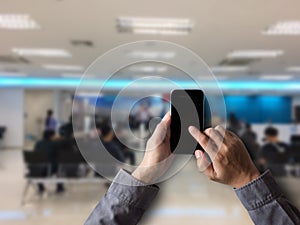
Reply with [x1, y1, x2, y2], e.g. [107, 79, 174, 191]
[132, 112, 173, 184]
[188, 125, 260, 188]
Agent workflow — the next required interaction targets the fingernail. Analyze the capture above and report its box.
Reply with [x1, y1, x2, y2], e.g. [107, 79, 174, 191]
[188, 126, 197, 135]
[195, 150, 201, 159]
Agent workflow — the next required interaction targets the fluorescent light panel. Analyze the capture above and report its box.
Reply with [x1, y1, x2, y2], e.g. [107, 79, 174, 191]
[0, 72, 27, 77]
[227, 50, 284, 58]
[263, 21, 300, 35]
[117, 17, 193, 35]
[0, 14, 40, 30]
[211, 66, 249, 72]
[61, 73, 83, 78]
[128, 51, 176, 59]
[129, 65, 168, 73]
[43, 64, 84, 71]
[259, 75, 293, 80]
[12, 48, 71, 57]
[287, 67, 300, 72]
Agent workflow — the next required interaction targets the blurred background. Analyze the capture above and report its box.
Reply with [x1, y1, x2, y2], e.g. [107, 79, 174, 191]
[1, 0, 300, 224]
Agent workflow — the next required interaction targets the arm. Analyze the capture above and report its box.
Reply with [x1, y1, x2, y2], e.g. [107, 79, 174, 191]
[189, 125, 300, 225]
[85, 170, 159, 225]
[236, 171, 300, 225]
[85, 113, 172, 225]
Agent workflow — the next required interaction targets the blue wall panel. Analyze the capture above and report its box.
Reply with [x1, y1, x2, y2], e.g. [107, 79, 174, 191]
[225, 96, 291, 123]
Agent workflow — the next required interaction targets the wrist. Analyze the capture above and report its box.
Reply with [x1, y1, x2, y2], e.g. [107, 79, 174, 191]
[132, 166, 154, 184]
[232, 168, 260, 189]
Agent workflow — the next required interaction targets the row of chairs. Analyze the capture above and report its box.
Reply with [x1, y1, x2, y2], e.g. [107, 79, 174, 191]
[22, 148, 117, 204]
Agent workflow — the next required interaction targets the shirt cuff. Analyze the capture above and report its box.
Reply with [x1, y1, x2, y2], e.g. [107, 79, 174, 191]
[107, 169, 159, 210]
[235, 170, 283, 211]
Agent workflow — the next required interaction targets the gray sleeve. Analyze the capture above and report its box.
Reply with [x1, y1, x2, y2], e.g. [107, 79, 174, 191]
[85, 169, 159, 225]
[235, 171, 300, 225]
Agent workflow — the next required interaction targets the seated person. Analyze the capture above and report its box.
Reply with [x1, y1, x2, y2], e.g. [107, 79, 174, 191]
[34, 130, 64, 194]
[99, 122, 125, 163]
[113, 125, 136, 165]
[85, 113, 300, 225]
[258, 126, 290, 176]
[240, 123, 260, 161]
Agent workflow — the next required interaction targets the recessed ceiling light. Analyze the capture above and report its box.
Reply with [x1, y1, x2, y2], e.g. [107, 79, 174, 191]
[211, 66, 249, 73]
[127, 51, 176, 59]
[287, 67, 300, 72]
[0, 14, 40, 30]
[0, 72, 27, 77]
[43, 64, 84, 71]
[227, 50, 284, 59]
[129, 65, 168, 73]
[259, 75, 293, 80]
[117, 17, 193, 35]
[263, 21, 300, 35]
[61, 73, 83, 78]
[133, 29, 189, 35]
[12, 48, 71, 57]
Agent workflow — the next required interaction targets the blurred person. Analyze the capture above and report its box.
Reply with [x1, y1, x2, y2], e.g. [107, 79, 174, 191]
[99, 122, 125, 162]
[85, 113, 300, 225]
[59, 115, 73, 139]
[228, 112, 241, 135]
[240, 123, 259, 160]
[134, 103, 152, 129]
[258, 126, 290, 176]
[113, 124, 136, 165]
[45, 109, 57, 131]
[34, 130, 64, 194]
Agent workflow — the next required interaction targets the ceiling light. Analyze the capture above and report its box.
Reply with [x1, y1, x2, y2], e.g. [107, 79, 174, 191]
[43, 64, 84, 71]
[263, 21, 300, 35]
[216, 75, 228, 80]
[127, 51, 176, 59]
[61, 73, 83, 78]
[0, 72, 27, 77]
[129, 65, 168, 73]
[0, 14, 40, 30]
[287, 67, 300, 72]
[259, 75, 293, 80]
[12, 48, 71, 57]
[227, 50, 284, 59]
[211, 66, 249, 73]
[117, 17, 193, 35]
[133, 29, 189, 35]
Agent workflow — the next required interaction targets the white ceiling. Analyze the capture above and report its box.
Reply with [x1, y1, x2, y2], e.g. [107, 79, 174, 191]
[0, 0, 300, 79]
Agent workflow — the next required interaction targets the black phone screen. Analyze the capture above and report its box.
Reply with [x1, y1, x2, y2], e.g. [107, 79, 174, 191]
[170, 89, 204, 154]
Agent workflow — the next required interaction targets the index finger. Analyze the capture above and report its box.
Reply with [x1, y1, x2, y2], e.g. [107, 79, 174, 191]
[188, 126, 217, 158]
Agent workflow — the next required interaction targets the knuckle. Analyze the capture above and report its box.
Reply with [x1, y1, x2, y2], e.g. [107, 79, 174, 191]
[205, 128, 214, 136]
[215, 152, 225, 161]
[215, 125, 222, 130]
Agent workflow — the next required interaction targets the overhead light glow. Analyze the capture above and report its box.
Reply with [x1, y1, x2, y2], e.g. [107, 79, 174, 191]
[128, 51, 176, 59]
[0, 14, 40, 30]
[227, 50, 284, 59]
[259, 75, 293, 80]
[0, 72, 27, 77]
[211, 66, 249, 73]
[12, 48, 71, 57]
[287, 67, 300, 72]
[129, 65, 168, 73]
[43, 64, 84, 71]
[61, 73, 83, 78]
[117, 17, 193, 35]
[263, 21, 300, 35]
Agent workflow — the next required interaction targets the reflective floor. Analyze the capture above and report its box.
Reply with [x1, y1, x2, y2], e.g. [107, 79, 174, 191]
[1, 150, 300, 225]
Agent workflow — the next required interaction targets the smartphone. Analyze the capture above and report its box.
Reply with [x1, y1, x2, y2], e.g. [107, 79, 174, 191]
[170, 89, 204, 154]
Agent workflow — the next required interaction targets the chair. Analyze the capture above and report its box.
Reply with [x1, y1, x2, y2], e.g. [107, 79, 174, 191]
[22, 151, 52, 204]
[0, 126, 6, 149]
[57, 151, 87, 178]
